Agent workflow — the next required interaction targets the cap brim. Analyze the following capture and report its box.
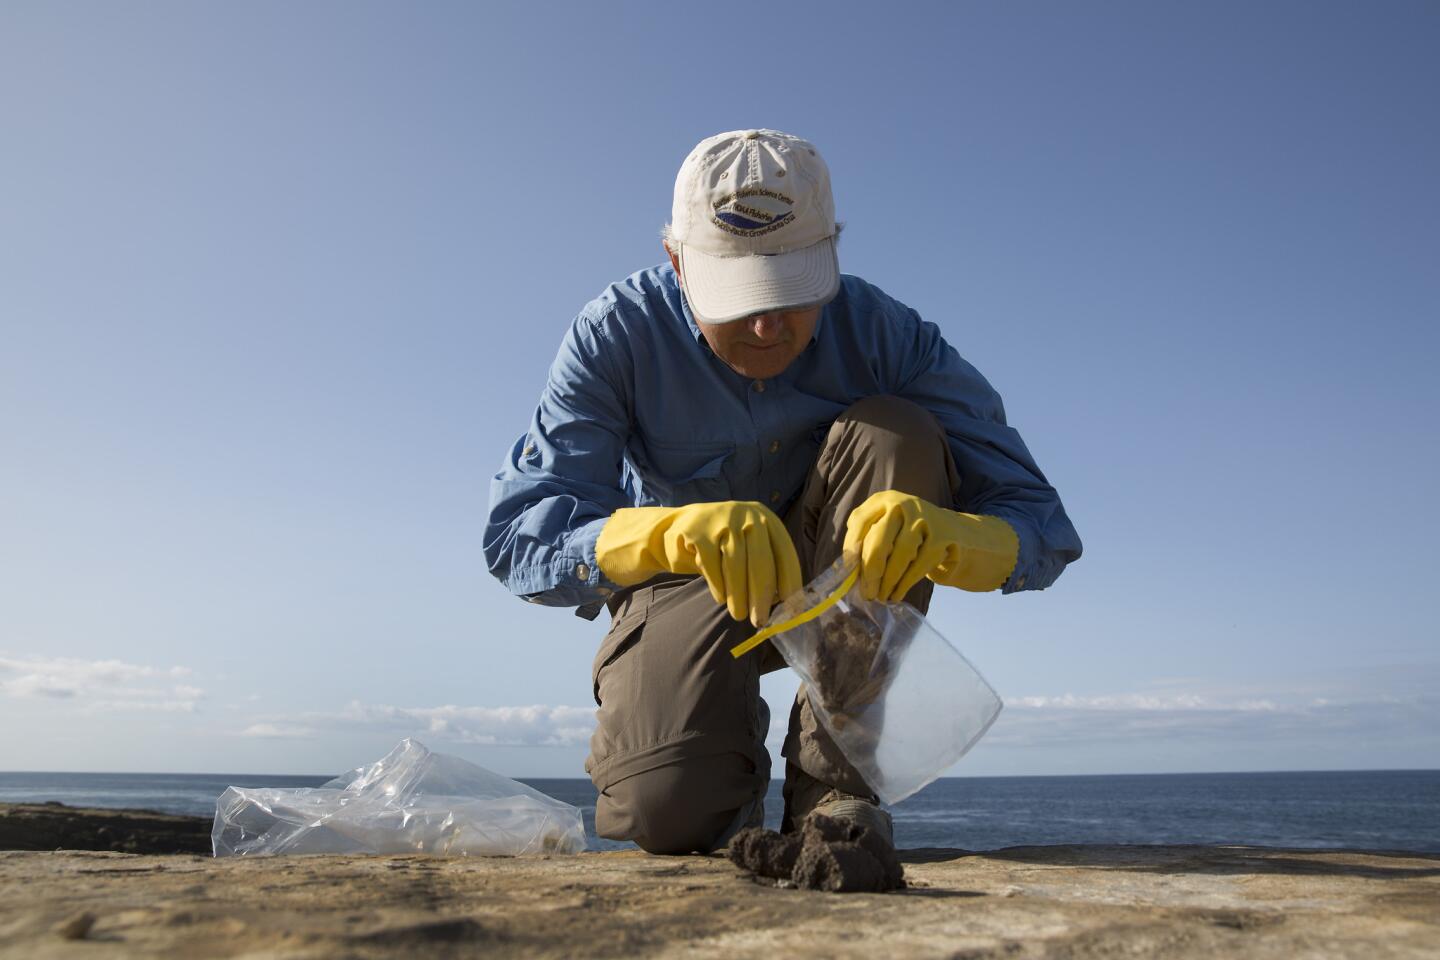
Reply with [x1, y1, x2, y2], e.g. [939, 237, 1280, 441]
[679, 238, 839, 324]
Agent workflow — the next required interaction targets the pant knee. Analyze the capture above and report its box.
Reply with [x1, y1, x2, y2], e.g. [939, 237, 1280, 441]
[595, 753, 762, 855]
[831, 395, 946, 458]
[823, 395, 955, 497]
[801, 395, 959, 584]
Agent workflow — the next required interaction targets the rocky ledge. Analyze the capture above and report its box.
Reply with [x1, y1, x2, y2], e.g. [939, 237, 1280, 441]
[0, 802, 210, 856]
[0, 805, 1435, 958]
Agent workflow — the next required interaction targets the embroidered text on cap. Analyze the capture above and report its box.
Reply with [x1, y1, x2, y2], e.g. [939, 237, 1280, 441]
[711, 187, 796, 237]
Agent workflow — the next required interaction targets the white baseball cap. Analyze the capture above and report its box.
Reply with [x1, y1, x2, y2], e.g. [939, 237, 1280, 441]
[669, 129, 840, 324]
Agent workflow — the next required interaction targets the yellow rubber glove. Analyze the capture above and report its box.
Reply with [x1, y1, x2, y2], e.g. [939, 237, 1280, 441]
[843, 490, 1019, 602]
[596, 501, 803, 627]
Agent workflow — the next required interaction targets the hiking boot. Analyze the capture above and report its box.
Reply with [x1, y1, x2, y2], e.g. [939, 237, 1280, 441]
[810, 790, 894, 846]
[782, 765, 893, 845]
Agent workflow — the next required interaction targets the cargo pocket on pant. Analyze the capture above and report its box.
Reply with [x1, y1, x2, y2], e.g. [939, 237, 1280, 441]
[585, 592, 651, 783]
[591, 613, 645, 707]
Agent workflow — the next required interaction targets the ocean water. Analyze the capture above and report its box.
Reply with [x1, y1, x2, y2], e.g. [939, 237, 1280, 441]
[1, 770, 1435, 853]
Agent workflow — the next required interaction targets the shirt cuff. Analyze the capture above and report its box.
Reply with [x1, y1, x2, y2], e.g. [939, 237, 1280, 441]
[509, 515, 622, 615]
[986, 508, 1061, 593]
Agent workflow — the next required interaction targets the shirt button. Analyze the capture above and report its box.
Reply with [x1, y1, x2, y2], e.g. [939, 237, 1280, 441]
[768, 440, 781, 454]
[1015, 575, 1026, 589]
[769, 490, 781, 504]
[575, 563, 591, 581]
[752, 380, 765, 393]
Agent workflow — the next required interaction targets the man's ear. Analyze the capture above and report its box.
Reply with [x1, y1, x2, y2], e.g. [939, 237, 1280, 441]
[665, 244, 682, 278]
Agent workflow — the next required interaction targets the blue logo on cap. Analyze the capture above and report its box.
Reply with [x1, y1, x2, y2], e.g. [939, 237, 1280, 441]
[711, 188, 796, 238]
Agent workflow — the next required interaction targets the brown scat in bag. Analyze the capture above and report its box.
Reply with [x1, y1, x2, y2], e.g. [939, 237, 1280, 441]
[812, 612, 891, 724]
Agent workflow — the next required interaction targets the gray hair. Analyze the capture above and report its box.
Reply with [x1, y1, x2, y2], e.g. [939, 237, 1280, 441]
[661, 221, 844, 255]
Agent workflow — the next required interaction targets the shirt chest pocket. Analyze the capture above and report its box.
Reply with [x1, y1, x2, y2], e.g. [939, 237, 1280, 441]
[627, 436, 736, 505]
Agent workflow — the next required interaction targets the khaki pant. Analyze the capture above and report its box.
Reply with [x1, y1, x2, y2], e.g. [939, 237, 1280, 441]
[584, 396, 959, 854]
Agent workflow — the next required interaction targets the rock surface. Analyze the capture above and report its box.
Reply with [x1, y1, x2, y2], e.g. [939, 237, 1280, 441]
[0, 802, 210, 855]
[2, 804, 1437, 958]
[2, 839, 1437, 957]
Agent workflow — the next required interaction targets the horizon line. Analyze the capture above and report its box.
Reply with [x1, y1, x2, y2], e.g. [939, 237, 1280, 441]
[2, 767, 1436, 781]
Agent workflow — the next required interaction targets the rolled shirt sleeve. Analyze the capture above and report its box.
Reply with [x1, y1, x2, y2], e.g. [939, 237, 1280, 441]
[484, 311, 632, 618]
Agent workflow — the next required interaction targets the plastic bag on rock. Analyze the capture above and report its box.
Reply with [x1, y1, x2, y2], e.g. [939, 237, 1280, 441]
[212, 738, 586, 857]
[739, 558, 1003, 805]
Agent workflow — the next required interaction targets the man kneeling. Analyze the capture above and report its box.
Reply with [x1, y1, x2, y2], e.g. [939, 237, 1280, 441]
[485, 129, 1082, 854]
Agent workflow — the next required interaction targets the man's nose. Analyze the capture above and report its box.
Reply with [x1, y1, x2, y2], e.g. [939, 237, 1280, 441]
[749, 313, 785, 340]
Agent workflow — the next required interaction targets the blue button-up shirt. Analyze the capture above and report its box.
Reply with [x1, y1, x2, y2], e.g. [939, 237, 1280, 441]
[485, 263, 1081, 620]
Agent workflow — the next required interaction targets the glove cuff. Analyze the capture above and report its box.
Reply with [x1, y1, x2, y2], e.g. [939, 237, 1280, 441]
[595, 507, 677, 587]
[929, 514, 1019, 593]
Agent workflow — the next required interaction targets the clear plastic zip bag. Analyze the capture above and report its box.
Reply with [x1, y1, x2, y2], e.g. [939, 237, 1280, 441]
[212, 738, 586, 857]
[733, 558, 1003, 805]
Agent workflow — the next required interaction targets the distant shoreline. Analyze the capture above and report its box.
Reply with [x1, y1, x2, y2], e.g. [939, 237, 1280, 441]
[4, 799, 1438, 860]
[6, 771, 1437, 853]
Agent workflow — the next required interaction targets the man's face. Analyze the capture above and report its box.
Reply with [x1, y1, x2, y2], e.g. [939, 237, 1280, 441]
[695, 306, 820, 380]
[670, 248, 821, 379]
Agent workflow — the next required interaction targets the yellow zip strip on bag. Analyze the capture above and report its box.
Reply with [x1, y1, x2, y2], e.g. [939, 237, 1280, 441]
[729, 567, 859, 659]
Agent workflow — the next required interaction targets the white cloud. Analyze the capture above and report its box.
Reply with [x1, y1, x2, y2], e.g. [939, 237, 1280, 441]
[0, 655, 203, 712]
[240, 701, 598, 747]
[1008, 693, 1281, 712]
[87, 699, 199, 713]
[232, 680, 1439, 757]
[989, 689, 1439, 747]
[241, 722, 316, 739]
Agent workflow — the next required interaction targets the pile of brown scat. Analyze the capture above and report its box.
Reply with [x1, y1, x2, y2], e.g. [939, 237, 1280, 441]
[727, 813, 905, 893]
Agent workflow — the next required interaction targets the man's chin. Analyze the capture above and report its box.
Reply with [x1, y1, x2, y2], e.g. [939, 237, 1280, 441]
[729, 346, 797, 379]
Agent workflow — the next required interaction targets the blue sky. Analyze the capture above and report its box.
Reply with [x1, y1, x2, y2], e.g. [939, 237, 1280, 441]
[2, 1, 1436, 778]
